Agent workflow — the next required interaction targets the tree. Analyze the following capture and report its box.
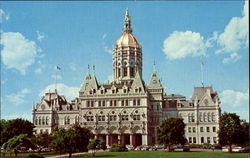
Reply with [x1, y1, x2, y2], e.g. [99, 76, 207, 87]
[50, 125, 93, 158]
[2, 134, 32, 157]
[1, 119, 34, 146]
[218, 113, 242, 152]
[87, 139, 100, 157]
[240, 120, 250, 146]
[98, 139, 107, 151]
[31, 132, 52, 153]
[157, 117, 186, 151]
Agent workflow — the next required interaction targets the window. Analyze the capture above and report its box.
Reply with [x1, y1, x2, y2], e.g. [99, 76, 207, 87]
[133, 115, 140, 121]
[207, 127, 210, 132]
[121, 115, 128, 121]
[212, 113, 215, 122]
[193, 127, 196, 133]
[204, 113, 207, 122]
[201, 137, 204, 143]
[110, 100, 113, 107]
[191, 113, 195, 122]
[102, 100, 105, 107]
[126, 100, 129, 106]
[130, 67, 134, 77]
[213, 137, 217, 144]
[208, 113, 211, 122]
[200, 127, 204, 132]
[91, 101, 94, 107]
[137, 99, 140, 106]
[118, 68, 121, 77]
[42, 117, 45, 125]
[133, 100, 136, 106]
[87, 101, 90, 107]
[46, 117, 49, 125]
[98, 101, 101, 107]
[213, 127, 216, 132]
[114, 100, 117, 106]
[121, 100, 124, 106]
[188, 127, 191, 133]
[124, 67, 127, 76]
[199, 113, 203, 122]
[189, 137, 192, 143]
[207, 137, 210, 143]
[193, 137, 196, 144]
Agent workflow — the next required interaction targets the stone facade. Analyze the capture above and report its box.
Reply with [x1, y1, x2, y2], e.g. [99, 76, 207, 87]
[32, 9, 221, 146]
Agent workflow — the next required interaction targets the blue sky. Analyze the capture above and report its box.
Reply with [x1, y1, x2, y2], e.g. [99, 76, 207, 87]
[1, 1, 249, 121]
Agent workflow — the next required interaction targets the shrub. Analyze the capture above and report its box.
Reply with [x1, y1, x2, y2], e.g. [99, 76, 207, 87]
[109, 144, 128, 152]
[189, 144, 203, 148]
[26, 153, 44, 158]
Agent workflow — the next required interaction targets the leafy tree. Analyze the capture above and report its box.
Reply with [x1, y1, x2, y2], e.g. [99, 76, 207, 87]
[2, 134, 32, 157]
[98, 139, 107, 151]
[50, 125, 93, 158]
[218, 113, 242, 152]
[1, 118, 34, 146]
[157, 117, 186, 151]
[240, 120, 250, 146]
[87, 139, 100, 157]
[31, 132, 52, 153]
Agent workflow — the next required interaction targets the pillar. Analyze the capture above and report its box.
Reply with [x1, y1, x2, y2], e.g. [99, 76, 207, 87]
[118, 134, 121, 144]
[130, 134, 133, 146]
[106, 134, 110, 147]
[142, 134, 148, 145]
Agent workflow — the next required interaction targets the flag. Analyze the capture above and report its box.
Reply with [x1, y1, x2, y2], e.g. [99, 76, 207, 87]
[56, 66, 61, 70]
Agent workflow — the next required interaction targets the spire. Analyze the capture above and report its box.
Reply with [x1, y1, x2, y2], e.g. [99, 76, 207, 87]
[123, 8, 132, 33]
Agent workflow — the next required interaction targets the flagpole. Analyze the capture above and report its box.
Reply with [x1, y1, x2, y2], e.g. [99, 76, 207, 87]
[200, 60, 204, 87]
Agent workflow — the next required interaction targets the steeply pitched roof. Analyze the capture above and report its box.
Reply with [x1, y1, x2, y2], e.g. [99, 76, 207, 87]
[191, 86, 215, 101]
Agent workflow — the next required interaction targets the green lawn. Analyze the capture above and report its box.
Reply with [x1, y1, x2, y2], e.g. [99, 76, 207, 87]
[1, 151, 249, 158]
[71, 151, 249, 158]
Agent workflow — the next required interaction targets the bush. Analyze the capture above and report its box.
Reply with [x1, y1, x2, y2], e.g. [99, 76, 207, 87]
[26, 153, 44, 158]
[189, 144, 203, 148]
[109, 144, 128, 152]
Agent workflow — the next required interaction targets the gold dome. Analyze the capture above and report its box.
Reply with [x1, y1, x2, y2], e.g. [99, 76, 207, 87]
[116, 32, 140, 48]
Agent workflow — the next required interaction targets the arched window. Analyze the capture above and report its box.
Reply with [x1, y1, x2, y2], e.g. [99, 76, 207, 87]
[124, 67, 127, 76]
[46, 117, 49, 125]
[208, 113, 211, 122]
[42, 116, 45, 125]
[199, 112, 203, 122]
[35, 117, 38, 125]
[130, 67, 134, 77]
[188, 113, 191, 122]
[203, 113, 207, 122]
[212, 112, 215, 122]
[39, 117, 41, 125]
[67, 116, 70, 124]
[191, 113, 195, 122]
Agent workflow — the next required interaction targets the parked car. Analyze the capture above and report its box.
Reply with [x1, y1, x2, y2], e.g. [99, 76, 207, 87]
[149, 146, 157, 151]
[141, 145, 150, 151]
[232, 146, 243, 152]
[125, 145, 134, 151]
[135, 146, 142, 151]
[239, 146, 250, 153]
[183, 145, 190, 152]
[155, 144, 165, 149]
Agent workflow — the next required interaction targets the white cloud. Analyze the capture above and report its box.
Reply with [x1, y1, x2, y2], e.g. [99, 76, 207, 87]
[1, 32, 42, 75]
[104, 46, 113, 54]
[51, 74, 62, 80]
[36, 30, 45, 42]
[40, 83, 79, 101]
[69, 63, 77, 71]
[6, 88, 31, 106]
[102, 33, 107, 40]
[35, 68, 43, 74]
[216, 1, 249, 54]
[220, 89, 249, 107]
[162, 31, 208, 60]
[222, 52, 241, 64]
[0, 9, 10, 22]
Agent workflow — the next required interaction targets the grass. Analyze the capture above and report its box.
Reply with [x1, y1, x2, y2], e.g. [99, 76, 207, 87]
[71, 151, 249, 158]
[1, 151, 249, 158]
[0, 152, 55, 158]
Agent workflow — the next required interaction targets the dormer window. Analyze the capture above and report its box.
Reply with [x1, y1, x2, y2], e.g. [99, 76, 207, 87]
[101, 90, 104, 94]
[123, 89, 127, 93]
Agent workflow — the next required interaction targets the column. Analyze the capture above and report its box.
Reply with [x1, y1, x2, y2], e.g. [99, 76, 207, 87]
[142, 134, 148, 145]
[118, 134, 121, 145]
[106, 134, 110, 147]
[130, 134, 133, 146]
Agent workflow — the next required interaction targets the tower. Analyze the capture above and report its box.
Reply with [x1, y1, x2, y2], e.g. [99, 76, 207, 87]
[113, 9, 142, 82]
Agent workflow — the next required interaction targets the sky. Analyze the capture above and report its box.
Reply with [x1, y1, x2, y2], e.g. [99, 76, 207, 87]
[0, 1, 249, 121]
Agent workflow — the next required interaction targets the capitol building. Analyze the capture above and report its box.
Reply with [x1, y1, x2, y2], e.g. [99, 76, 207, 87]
[32, 9, 221, 147]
